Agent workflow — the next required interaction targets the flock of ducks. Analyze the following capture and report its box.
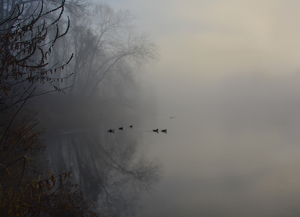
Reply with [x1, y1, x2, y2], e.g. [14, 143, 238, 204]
[107, 126, 167, 134]
[107, 116, 174, 134]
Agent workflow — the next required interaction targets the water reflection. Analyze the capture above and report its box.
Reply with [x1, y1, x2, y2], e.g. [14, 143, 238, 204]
[37, 74, 300, 217]
[42, 128, 161, 216]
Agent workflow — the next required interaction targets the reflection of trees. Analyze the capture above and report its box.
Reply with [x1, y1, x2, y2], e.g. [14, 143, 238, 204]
[0, 1, 103, 215]
[43, 130, 161, 216]
[1, 0, 159, 215]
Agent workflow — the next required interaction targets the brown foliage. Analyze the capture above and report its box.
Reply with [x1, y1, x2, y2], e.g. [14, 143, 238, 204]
[0, 109, 98, 216]
[0, 0, 73, 111]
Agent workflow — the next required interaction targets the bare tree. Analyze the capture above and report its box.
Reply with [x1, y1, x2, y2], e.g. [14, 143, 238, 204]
[52, 3, 157, 102]
[0, 1, 102, 215]
[1, 1, 160, 215]
[0, 0, 74, 113]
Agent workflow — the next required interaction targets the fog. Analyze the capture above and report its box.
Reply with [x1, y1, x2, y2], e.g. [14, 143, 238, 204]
[39, 0, 300, 215]
[3, 0, 300, 216]
[102, 0, 300, 216]
[134, 73, 300, 216]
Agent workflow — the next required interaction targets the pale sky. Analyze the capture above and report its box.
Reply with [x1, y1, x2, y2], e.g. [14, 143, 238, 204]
[110, 0, 300, 79]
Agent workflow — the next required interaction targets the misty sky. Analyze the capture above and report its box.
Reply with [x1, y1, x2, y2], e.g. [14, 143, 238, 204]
[102, 1, 300, 216]
[110, 0, 300, 81]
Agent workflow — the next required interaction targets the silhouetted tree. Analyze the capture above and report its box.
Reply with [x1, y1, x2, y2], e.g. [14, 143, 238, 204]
[52, 3, 157, 102]
[0, 1, 101, 216]
[1, 1, 160, 216]
[0, 0, 74, 112]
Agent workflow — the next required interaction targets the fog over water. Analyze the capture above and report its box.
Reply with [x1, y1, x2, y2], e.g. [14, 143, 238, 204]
[103, 0, 300, 216]
[135, 74, 300, 217]
[22, 0, 300, 216]
[7, 0, 300, 216]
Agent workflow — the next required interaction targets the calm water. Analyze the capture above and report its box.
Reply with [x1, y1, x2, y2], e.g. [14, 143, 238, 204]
[41, 74, 300, 217]
[136, 74, 300, 217]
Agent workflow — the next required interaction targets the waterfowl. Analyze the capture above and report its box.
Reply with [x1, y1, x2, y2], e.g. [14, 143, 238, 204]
[161, 129, 167, 133]
[119, 127, 123, 130]
[153, 129, 159, 133]
[108, 129, 115, 133]
[129, 125, 133, 128]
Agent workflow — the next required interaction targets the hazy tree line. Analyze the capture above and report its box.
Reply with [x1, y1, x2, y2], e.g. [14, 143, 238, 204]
[35, 0, 157, 127]
[0, 0, 160, 216]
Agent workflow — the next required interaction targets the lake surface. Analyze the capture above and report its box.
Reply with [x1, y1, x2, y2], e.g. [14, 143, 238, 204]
[135, 74, 300, 217]
[41, 73, 300, 217]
